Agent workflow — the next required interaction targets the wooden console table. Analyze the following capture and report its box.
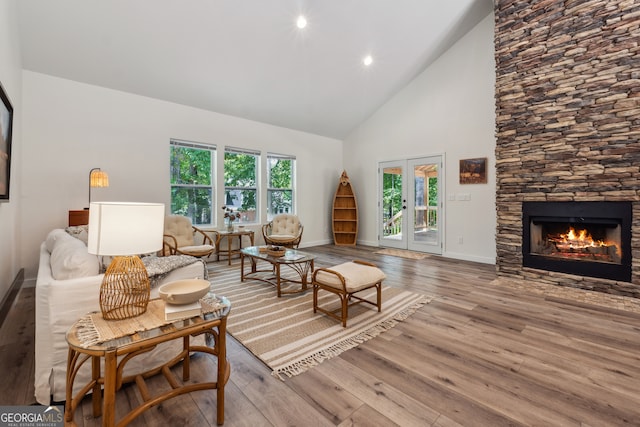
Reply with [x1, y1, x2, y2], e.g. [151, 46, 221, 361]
[216, 229, 255, 265]
[64, 296, 231, 426]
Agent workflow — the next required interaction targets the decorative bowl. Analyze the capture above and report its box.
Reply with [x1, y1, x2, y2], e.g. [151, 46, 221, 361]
[266, 245, 286, 257]
[158, 279, 211, 305]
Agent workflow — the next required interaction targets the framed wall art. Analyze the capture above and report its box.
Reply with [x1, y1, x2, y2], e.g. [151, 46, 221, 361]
[459, 157, 487, 184]
[0, 81, 13, 201]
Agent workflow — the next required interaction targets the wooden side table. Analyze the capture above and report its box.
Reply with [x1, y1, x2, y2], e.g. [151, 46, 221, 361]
[68, 209, 89, 226]
[216, 229, 255, 265]
[64, 296, 231, 426]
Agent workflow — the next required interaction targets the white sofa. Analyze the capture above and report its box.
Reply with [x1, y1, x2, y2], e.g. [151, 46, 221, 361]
[35, 228, 209, 404]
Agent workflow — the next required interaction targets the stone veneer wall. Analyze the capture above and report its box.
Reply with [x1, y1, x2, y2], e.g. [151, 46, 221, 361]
[494, 0, 640, 297]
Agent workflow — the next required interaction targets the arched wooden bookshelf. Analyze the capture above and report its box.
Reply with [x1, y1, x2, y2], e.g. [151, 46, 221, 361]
[332, 170, 358, 246]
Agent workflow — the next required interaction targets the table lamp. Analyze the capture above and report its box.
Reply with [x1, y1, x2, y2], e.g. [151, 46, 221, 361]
[88, 202, 165, 320]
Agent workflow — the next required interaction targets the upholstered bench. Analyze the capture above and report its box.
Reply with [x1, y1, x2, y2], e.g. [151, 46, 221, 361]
[312, 260, 386, 327]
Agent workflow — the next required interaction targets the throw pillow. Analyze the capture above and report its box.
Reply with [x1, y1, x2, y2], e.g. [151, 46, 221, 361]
[45, 229, 69, 253]
[65, 225, 89, 244]
[50, 236, 100, 280]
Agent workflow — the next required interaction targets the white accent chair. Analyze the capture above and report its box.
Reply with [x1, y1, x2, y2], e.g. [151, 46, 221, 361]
[262, 214, 304, 248]
[163, 215, 218, 259]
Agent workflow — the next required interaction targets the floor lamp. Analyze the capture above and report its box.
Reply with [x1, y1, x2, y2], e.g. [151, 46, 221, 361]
[87, 168, 109, 209]
[87, 202, 165, 320]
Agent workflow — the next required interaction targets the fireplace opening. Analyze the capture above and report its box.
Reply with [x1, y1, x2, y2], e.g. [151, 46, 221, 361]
[522, 201, 632, 282]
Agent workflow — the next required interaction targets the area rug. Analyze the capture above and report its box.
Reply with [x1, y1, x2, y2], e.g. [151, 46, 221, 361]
[374, 248, 428, 260]
[211, 264, 432, 379]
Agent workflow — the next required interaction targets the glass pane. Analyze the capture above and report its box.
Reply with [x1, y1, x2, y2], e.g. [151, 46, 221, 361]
[224, 152, 257, 186]
[382, 167, 403, 239]
[170, 146, 211, 185]
[413, 163, 438, 244]
[224, 189, 257, 224]
[268, 158, 292, 188]
[171, 187, 212, 225]
[267, 189, 292, 217]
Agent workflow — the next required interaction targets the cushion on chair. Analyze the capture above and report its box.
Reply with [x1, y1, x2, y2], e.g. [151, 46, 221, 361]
[271, 214, 300, 235]
[164, 215, 196, 247]
[267, 234, 297, 243]
[314, 262, 386, 293]
[178, 244, 215, 256]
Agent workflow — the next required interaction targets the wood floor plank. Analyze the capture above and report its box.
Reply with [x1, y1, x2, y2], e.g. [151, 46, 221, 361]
[361, 328, 585, 426]
[336, 342, 526, 427]
[336, 403, 400, 427]
[286, 365, 365, 424]
[314, 356, 443, 426]
[0, 287, 36, 405]
[240, 372, 334, 427]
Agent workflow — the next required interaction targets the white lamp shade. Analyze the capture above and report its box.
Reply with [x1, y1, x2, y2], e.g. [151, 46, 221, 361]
[88, 202, 165, 256]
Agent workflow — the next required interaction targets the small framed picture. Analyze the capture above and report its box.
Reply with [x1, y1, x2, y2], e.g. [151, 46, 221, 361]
[459, 157, 487, 184]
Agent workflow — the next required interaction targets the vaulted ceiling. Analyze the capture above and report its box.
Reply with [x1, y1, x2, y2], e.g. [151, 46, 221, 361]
[17, 0, 492, 139]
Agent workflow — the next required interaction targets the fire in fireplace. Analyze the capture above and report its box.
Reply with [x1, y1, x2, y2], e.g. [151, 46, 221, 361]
[522, 201, 632, 282]
[532, 223, 621, 264]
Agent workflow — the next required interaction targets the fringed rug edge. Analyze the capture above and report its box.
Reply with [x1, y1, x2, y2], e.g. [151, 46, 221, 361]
[271, 294, 432, 380]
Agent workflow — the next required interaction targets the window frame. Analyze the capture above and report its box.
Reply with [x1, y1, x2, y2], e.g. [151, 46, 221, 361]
[223, 147, 260, 225]
[169, 139, 216, 226]
[266, 152, 296, 220]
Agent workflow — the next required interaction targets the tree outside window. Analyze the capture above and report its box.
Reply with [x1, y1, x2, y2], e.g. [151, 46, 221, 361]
[224, 148, 259, 224]
[170, 140, 215, 226]
[267, 153, 295, 220]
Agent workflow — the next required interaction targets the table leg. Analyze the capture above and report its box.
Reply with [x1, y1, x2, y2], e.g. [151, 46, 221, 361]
[276, 263, 281, 297]
[215, 234, 222, 262]
[65, 348, 77, 424]
[240, 252, 245, 281]
[92, 355, 102, 417]
[217, 319, 228, 425]
[227, 235, 232, 265]
[183, 335, 190, 381]
[307, 259, 315, 287]
[102, 349, 117, 427]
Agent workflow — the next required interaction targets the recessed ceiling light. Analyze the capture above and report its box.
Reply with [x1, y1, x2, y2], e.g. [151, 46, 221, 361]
[363, 55, 373, 67]
[296, 15, 307, 29]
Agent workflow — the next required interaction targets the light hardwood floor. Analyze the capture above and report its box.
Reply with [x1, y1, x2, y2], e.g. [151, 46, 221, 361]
[2, 244, 640, 426]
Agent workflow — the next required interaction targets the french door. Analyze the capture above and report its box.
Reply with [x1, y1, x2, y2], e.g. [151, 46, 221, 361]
[379, 156, 443, 254]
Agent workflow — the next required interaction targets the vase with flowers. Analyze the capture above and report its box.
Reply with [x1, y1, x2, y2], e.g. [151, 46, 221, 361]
[222, 206, 241, 231]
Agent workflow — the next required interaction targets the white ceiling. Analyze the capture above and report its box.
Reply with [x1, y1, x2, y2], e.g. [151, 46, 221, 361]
[17, 0, 492, 139]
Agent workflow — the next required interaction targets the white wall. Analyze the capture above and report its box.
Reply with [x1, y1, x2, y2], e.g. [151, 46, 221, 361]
[0, 0, 23, 302]
[20, 71, 342, 282]
[344, 13, 496, 264]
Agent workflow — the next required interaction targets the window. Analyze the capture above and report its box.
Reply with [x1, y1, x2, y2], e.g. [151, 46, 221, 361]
[170, 139, 215, 226]
[224, 147, 259, 224]
[267, 153, 295, 220]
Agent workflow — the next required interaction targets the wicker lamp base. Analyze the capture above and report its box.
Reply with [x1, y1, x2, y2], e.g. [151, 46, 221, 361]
[99, 255, 151, 320]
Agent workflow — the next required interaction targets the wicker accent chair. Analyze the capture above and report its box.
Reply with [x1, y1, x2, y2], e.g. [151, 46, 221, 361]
[163, 215, 218, 259]
[262, 214, 304, 248]
[312, 260, 386, 327]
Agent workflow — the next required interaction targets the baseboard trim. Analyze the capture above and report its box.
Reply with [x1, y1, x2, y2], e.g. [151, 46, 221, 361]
[0, 268, 25, 328]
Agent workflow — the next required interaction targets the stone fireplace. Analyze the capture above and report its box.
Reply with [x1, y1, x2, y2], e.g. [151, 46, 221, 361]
[494, 1, 640, 298]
